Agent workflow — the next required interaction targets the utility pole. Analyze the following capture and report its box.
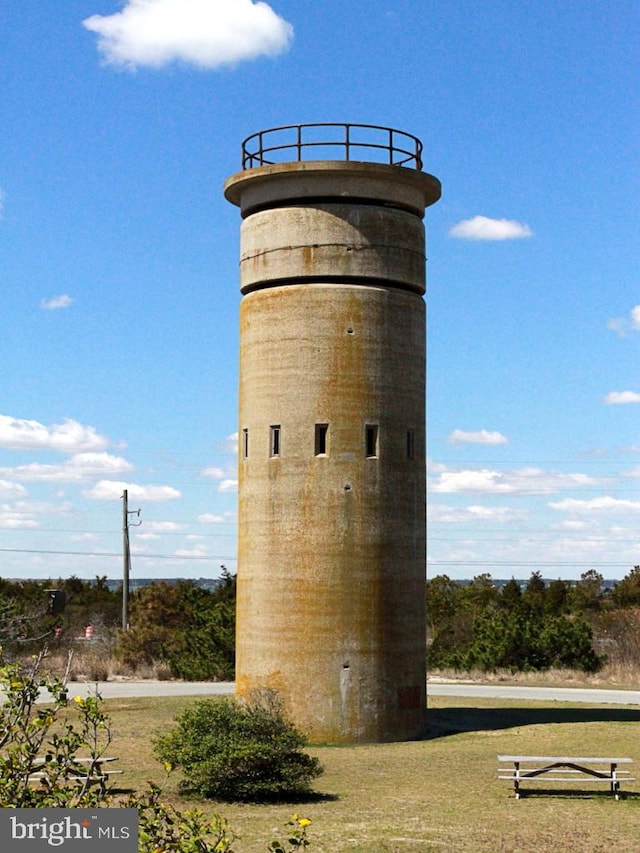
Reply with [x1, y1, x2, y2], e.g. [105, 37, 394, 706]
[122, 490, 141, 631]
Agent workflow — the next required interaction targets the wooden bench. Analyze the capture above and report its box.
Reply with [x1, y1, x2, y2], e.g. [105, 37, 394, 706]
[498, 755, 634, 800]
[29, 756, 122, 794]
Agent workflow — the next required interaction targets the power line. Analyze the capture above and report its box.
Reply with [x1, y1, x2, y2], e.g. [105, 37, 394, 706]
[0, 547, 234, 561]
[428, 559, 633, 567]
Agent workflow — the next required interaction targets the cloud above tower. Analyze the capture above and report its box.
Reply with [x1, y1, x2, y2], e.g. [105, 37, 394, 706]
[607, 304, 640, 337]
[40, 294, 73, 311]
[83, 0, 294, 70]
[449, 215, 533, 240]
[447, 429, 508, 445]
[603, 390, 640, 405]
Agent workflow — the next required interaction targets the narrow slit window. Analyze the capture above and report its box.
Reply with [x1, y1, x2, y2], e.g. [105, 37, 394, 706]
[406, 429, 415, 460]
[242, 428, 249, 460]
[365, 424, 379, 458]
[270, 425, 281, 457]
[315, 423, 329, 456]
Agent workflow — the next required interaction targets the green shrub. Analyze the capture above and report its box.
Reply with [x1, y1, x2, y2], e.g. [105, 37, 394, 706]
[116, 575, 235, 680]
[154, 691, 323, 802]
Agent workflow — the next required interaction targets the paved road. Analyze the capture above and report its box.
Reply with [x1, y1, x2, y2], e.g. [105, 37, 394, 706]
[426, 682, 640, 706]
[47, 680, 640, 706]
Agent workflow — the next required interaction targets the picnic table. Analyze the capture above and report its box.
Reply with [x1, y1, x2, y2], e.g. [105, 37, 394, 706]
[498, 754, 634, 800]
[29, 756, 122, 794]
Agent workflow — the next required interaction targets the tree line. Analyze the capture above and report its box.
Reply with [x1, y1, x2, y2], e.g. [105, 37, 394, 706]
[3, 565, 640, 678]
[0, 570, 235, 681]
[427, 567, 640, 673]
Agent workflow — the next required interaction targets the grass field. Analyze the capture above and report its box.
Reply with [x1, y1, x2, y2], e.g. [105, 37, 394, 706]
[97, 692, 640, 852]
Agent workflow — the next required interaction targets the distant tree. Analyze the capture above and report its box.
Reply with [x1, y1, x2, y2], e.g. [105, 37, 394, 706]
[426, 575, 461, 627]
[545, 579, 569, 616]
[460, 609, 602, 673]
[522, 571, 546, 613]
[116, 571, 236, 680]
[499, 578, 522, 611]
[461, 573, 499, 613]
[426, 575, 473, 668]
[611, 566, 640, 608]
[59, 576, 121, 637]
[569, 569, 604, 612]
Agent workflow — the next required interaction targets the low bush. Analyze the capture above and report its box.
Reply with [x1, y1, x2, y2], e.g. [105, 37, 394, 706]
[154, 691, 323, 802]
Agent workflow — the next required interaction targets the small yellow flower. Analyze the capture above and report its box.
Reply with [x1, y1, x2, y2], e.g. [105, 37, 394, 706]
[73, 696, 84, 705]
[297, 818, 312, 828]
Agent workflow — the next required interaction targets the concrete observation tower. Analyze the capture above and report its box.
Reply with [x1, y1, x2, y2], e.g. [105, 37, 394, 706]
[224, 124, 441, 743]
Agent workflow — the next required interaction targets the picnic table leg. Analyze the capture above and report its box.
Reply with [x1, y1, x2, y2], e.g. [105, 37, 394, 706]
[514, 761, 520, 799]
[611, 763, 620, 800]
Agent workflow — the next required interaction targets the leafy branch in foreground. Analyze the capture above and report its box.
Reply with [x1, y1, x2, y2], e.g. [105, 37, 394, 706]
[0, 649, 315, 851]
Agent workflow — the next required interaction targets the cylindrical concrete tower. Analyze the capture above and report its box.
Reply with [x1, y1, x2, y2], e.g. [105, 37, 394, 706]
[224, 124, 440, 743]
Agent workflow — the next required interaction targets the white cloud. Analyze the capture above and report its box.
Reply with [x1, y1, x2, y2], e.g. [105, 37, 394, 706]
[0, 416, 109, 452]
[447, 429, 508, 446]
[0, 480, 28, 499]
[607, 304, 640, 337]
[553, 519, 590, 531]
[218, 478, 238, 493]
[41, 294, 73, 311]
[0, 498, 74, 529]
[431, 469, 516, 494]
[174, 546, 208, 558]
[83, 0, 294, 70]
[0, 509, 37, 529]
[449, 215, 533, 241]
[201, 466, 227, 479]
[144, 520, 185, 532]
[85, 480, 181, 501]
[430, 466, 597, 495]
[549, 496, 640, 514]
[199, 513, 225, 524]
[428, 503, 526, 523]
[0, 452, 132, 483]
[198, 510, 235, 524]
[603, 391, 640, 405]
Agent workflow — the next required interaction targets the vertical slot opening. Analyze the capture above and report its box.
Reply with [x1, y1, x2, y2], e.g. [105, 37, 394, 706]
[315, 423, 329, 456]
[242, 428, 249, 460]
[406, 428, 415, 460]
[270, 425, 281, 457]
[365, 424, 379, 458]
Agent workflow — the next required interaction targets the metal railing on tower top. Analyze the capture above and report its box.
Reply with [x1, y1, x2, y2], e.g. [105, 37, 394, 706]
[241, 123, 423, 171]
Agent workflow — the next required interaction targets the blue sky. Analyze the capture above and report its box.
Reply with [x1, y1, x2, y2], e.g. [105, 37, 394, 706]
[0, 0, 637, 581]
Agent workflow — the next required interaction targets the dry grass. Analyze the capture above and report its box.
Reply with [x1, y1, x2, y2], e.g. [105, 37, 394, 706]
[38, 648, 174, 683]
[428, 664, 640, 689]
[97, 693, 640, 853]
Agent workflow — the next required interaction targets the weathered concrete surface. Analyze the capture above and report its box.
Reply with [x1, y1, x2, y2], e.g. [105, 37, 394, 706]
[223, 160, 441, 218]
[239, 203, 426, 293]
[226, 158, 440, 743]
